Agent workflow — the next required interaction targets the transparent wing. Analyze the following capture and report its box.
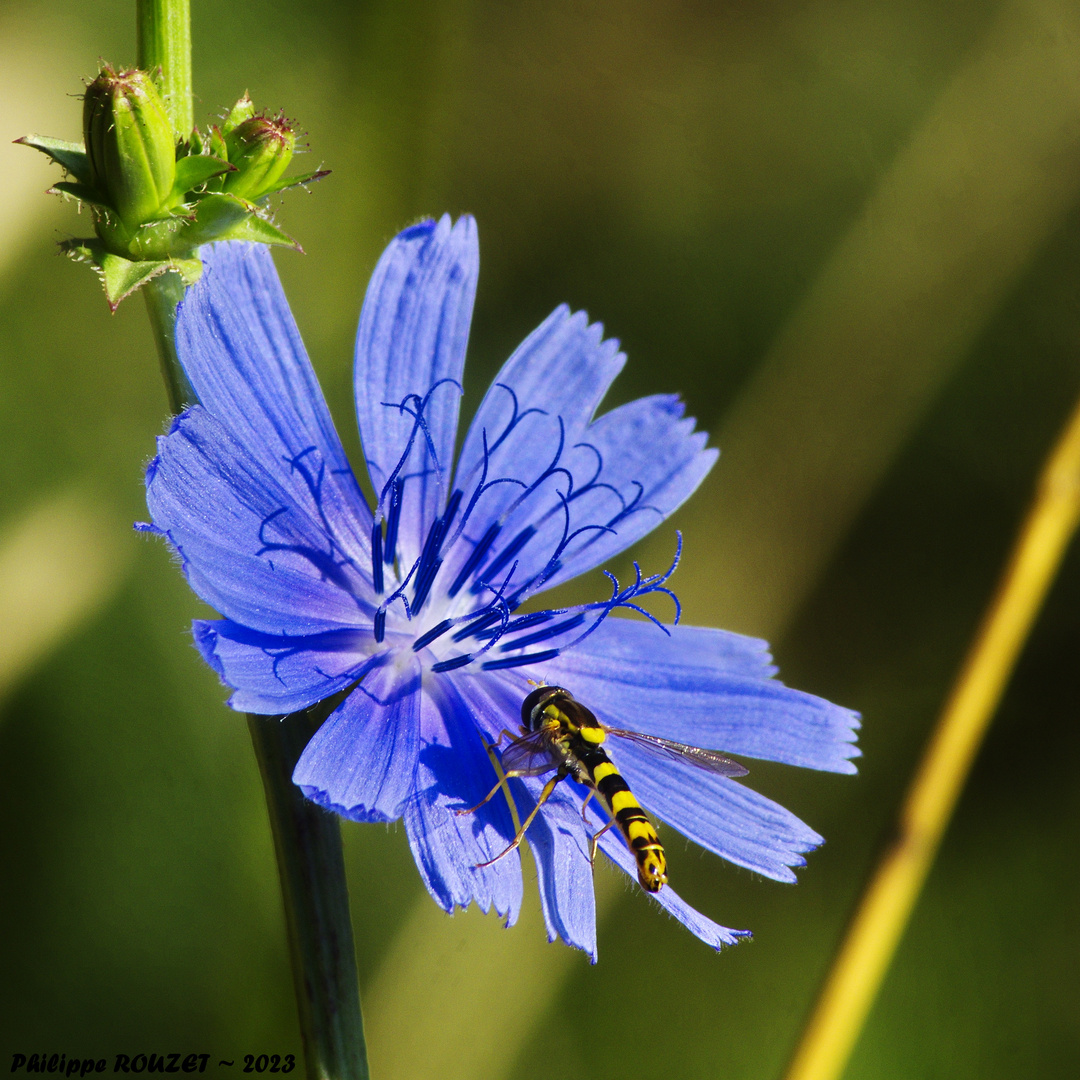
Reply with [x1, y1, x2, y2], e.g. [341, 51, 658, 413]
[499, 730, 562, 778]
[606, 728, 749, 778]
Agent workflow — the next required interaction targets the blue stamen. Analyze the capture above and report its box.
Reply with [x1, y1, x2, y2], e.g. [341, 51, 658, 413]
[452, 609, 500, 642]
[547, 540, 684, 655]
[432, 654, 474, 673]
[413, 619, 455, 652]
[413, 515, 443, 587]
[371, 521, 384, 594]
[504, 610, 556, 632]
[383, 478, 403, 566]
[376, 379, 462, 521]
[441, 488, 463, 536]
[473, 610, 553, 641]
[447, 523, 501, 599]
[471, 526, 535, 594]
[411, 557, 443, 613]
[481, 649, 560, 671]
[373, 609, 386, 643]
[411, 489, 463, 613]
[499, 612, 585, 651]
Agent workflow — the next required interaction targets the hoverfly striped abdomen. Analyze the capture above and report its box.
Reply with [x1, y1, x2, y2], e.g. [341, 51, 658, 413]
[575, 740, 668, 892]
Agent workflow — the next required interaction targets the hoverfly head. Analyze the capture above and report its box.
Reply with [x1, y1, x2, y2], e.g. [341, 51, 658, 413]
[520, 684, 570, 730]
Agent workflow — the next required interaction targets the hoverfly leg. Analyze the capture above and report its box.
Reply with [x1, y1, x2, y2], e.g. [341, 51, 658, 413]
[587, 816, 616, 866]
[579, 788, 614, 860]
[481, 728, 520, 751]
[455, 778, 507, 818]
[474, 770, 566, 869]
[456, 728, 526, 818]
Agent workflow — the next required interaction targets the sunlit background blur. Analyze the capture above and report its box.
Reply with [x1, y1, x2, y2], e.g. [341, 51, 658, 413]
[2, 0, 1079, 1077]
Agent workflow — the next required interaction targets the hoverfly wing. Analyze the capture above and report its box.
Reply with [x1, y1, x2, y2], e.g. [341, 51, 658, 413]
[499, 730, 561, 778]
[606, 728, 749, 778]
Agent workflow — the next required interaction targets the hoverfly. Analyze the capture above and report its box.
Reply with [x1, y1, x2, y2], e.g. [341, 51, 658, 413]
[459, 684, 748, 892]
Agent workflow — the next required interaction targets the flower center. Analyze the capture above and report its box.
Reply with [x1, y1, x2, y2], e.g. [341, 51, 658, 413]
[359, 383, 683, 675]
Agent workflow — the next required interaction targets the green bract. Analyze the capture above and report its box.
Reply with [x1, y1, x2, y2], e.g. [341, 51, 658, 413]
[17, 68, 328, 310]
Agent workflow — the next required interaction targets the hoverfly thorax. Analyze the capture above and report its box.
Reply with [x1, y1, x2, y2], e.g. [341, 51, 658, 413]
[521, 684, 603, 741]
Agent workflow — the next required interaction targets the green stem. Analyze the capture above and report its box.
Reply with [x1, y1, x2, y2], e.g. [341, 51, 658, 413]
[141, 223, 371, 1080]
[132, 4, 370, 1078]
[248, 714, 370, 1080]
[136, 0, 193, 134]
[143, 273, 195, 413]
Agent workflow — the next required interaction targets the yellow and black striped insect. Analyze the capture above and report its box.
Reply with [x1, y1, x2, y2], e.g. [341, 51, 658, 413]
[460, 684, 749, 892]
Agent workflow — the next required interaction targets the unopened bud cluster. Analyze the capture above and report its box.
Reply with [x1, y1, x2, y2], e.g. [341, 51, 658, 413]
[18, 65, 327, 308]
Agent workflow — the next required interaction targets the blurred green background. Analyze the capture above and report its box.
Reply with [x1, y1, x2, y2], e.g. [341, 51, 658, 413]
[2, 0, 1079, 1077]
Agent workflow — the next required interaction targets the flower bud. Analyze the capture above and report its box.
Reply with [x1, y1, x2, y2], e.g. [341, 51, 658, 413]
[222, 114, 296, 200]
[83, 66, 176, 228]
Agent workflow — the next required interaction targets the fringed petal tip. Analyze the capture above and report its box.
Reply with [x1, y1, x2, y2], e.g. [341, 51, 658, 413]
[515, 777, 598, 960]
[404, 797, 524, 926]
[427, 891, 521, 928]
[296, 783, 401, 824]
[402, 682, 525, 929]
[554, 931, 599, 966]
[822, 704, 862, 774]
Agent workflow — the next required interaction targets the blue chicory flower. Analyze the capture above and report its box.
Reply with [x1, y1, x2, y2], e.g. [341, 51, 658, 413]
[142, 215, 860, 960]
